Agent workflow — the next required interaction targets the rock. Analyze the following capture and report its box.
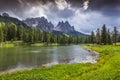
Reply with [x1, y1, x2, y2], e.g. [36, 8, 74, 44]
[23, 17, 54, 32]
[54, 21, 75, 33]
[2, 13, 10, 17]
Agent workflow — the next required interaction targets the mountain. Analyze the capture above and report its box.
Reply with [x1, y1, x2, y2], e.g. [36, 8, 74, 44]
[23, 17, 54, 32]
[54, 21, 87, 36]
[2, 13, 10, 17]
[0, 13, 28, 28]
[54, 21, 75, 33]
[0, 13, 87, 36]
[23, 17, 87, 36]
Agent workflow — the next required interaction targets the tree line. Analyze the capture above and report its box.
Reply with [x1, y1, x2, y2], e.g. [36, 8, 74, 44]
[1, 22, 118, 45]
[0, 22, 88, 45]
[90, 24, 119, 45]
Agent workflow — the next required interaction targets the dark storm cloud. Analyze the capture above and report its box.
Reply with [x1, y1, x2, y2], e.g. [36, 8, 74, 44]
[0, 0, 20, 10]
[89, 0, 120, 9]
[66, 0, 86, 8]
[0, 0, 86, 10]
[89, 0, 120, 16]
[0, 0, 120, 18]
[0, 0, 120, 10]
[0, 0, 55, 11]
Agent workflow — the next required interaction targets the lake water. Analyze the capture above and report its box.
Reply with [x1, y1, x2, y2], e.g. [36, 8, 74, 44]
[0, 45, 98, 72]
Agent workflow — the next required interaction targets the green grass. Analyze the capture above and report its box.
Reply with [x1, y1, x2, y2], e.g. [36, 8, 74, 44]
[1, 41, 15, 48]
[31, 43, 60, 47]
[0, 41, 60, 48]
[0, 41, 23, 48]
[0, 45, 120, 80]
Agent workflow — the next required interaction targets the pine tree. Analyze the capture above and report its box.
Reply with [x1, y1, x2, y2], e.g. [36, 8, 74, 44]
[113, 27, 118, 45]
[28, 27, 34, 43]
[90, 31, 95, 44]
[23, 30, 28, 42]
[43, 32, 47, 43]
[101, 24, 107, 45]
[96, 28, 101, 44]
[17, 25, 24, 40]
[3, 23, 8, 42]
[46, 33, 51, 44]
[0, 24, 3, 46]
[107, 29, 112, 44]
[7, 23, 17, 41]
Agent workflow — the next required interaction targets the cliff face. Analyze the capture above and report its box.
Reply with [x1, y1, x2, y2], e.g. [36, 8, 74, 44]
[23, 17, 54, 32]
[54, 21, 75, 33]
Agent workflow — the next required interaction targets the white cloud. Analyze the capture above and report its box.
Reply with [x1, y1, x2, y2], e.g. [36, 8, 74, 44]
[25, 6, 47, 18]
[22, 3, 54, 19]
[83, 0, 89, 10]
[55, 0, 68, 10]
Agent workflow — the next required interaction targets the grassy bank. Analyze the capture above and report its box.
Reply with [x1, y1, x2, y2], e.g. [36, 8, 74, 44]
[0, 41, 60, 48]
[31, 43, 60, 47]
[0, 45, 120, 80]
[0, 41, 22, 48]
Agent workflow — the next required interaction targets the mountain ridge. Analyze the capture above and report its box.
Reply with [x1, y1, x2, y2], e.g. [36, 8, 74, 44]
[0, 13, 87, 36]
[23, 17, 54, 32]
[54, 21, 75, 33]
[0, 13, 28, 29]
[23, 17, 87, 36]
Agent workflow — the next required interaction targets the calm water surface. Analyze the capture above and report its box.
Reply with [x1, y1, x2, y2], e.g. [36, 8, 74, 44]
[0, 45, 98, 72]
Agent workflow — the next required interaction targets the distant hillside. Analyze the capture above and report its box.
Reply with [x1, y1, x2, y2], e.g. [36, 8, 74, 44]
[0, 13, 28, 28]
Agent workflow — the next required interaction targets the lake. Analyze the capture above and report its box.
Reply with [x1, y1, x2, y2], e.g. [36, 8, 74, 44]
[0, 45, 98, 72]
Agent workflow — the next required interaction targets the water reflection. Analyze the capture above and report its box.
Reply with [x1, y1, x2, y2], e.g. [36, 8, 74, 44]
[0, 45, 98, 72]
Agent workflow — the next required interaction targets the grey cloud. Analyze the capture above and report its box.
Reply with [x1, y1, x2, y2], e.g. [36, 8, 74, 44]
[56, 8, 75, 18]
[89, 0, 120, 16]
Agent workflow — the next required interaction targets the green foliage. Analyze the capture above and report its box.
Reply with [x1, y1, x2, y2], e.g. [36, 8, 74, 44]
[90, 31, 96, 44]
[7, 23, 17, 41]
[17, 25, 24, 40]
[107, 29, 112, 44]
[0, 21, 88, 45]
[101, 24, 107, 45]
[90, 24, 120, 45]
[112, 27, 118, 45]
[96, 28, 101, 44]
[0, 23, 4, 43]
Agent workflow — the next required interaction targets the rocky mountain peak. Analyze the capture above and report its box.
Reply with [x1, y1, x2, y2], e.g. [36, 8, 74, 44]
[54, 21, 75, 33]
[23, 17, 54, 32]
[2, 13, 10, 17]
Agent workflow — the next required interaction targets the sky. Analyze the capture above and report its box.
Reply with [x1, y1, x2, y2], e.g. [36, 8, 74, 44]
[0, 0, 120, 33]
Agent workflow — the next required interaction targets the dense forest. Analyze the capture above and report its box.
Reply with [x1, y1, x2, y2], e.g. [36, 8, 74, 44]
[0, 22, 88, 45]
[0, 22, 119, 46]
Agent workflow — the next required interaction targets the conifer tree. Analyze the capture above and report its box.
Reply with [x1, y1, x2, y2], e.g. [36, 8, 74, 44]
[101, 24, 107, 45]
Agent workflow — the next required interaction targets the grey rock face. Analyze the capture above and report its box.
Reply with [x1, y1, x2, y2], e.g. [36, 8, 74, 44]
[23, 17, 54, 32]
[54, 21, 75, 33]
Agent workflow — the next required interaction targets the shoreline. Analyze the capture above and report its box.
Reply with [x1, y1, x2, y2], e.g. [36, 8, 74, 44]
[0, 41, 81, 48]
[0, 45, 99, 75]
[0, 42, 60, 48]
[83, 46, 100, 61]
